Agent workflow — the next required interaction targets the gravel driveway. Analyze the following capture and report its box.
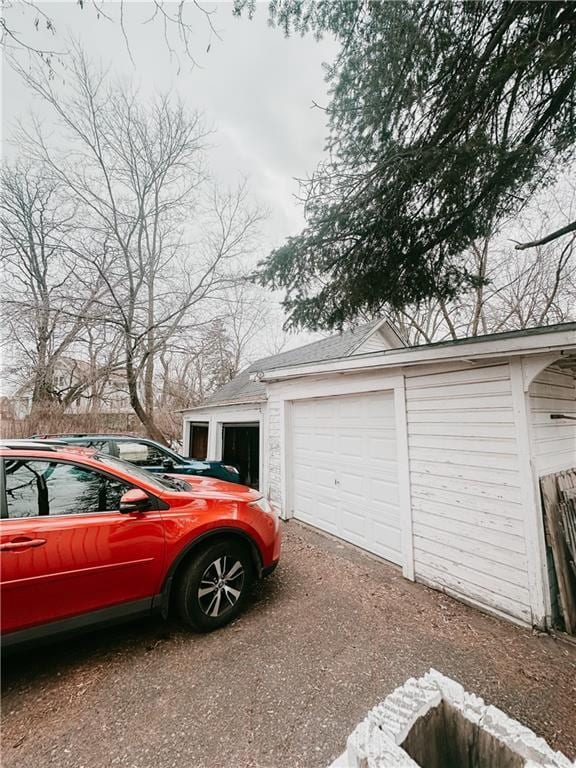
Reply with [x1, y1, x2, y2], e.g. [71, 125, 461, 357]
[3, 521, 576, 768]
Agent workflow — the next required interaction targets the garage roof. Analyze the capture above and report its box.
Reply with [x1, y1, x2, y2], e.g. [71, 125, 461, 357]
[262, 320, 576, 382]
[189, 320, 576, 409]
[198, 319, 403, 407]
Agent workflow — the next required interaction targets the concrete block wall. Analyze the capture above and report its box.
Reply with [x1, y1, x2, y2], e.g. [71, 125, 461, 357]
[331, 669, 575, 768]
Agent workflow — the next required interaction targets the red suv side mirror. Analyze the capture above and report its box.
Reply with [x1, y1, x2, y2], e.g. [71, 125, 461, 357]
[119, 489, 151, 514]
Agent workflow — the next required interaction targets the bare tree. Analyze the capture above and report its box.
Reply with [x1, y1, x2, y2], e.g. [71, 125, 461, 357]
[0, 163, 110, 413]
[218, 282, 270, 374]
[389, 230, 575, 345]
[14, 51, 262, 440]
[153, 283, 269, 410]
[387, 171, 576, 344]
[389, 300, 450, 346]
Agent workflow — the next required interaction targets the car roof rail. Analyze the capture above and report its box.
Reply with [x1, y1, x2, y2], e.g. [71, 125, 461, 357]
[32, 433, 139, 439]
[0, 440, 62, 452]
[31, 433, 90, 438]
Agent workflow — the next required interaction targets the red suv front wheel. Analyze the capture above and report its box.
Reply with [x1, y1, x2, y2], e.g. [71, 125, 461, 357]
[176, 540, 254, 632]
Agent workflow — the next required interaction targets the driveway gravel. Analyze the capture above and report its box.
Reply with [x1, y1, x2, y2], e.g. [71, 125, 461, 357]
[2, 521, 576, 768]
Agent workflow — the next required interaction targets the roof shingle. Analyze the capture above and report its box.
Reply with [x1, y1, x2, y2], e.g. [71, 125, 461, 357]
[202, 321, 382, 406]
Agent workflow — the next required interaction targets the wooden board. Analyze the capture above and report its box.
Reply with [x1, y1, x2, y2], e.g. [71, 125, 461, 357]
[558, 471, 576, 581]
[540, 472, 576, 634]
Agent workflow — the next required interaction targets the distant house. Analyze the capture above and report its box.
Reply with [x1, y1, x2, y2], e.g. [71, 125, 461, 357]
[0, 396, 18, 421]
[9, 357, 131, 418]
[181, 318, 576, 630]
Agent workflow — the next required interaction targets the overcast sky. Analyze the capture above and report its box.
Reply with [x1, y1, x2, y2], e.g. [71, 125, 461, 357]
[2, 2, 340, 371]
[3, 1, 338, 254]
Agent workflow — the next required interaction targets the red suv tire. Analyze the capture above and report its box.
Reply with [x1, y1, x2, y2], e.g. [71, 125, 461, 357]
[176, 539, 254, 631]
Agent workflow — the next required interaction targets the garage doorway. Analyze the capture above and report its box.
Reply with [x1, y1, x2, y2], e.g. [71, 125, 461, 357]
[188, 422, 209, 459]
[222, 423, 260, 489]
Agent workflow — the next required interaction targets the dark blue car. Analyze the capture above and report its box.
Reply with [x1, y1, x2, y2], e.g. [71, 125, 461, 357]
[32, 433, 241, 484]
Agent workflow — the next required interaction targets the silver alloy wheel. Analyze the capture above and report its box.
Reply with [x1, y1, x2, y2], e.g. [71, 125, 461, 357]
[198, 556, 245, 617]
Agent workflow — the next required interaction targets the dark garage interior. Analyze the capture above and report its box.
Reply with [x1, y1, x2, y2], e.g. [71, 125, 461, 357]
[188, 422, 209, 459]
[222, 423, 260, 489]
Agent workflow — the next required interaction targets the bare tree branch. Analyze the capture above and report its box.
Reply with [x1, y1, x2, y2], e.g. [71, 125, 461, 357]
[514, 218, 576, 250]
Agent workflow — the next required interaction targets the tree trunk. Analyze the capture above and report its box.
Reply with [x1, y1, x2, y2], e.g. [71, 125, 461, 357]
[144, 274, 155, 416]
[125, 349, 166, 443]
[30, 329, 55, 414]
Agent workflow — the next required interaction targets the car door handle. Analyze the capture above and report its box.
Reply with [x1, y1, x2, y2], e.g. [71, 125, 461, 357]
[0, 538, 47, 551]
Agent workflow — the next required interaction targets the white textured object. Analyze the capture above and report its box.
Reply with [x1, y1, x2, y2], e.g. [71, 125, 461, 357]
[328, 669, 575, 768]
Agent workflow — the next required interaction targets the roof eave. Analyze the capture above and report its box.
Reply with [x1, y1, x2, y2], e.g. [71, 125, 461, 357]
[177, 396, 266, 413]
[261, 326, 576, 382]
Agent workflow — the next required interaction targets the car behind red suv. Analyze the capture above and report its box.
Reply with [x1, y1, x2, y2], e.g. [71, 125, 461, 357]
[0, 442, 281, 646]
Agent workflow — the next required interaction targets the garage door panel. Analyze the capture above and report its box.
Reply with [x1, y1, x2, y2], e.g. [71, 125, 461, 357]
[341, 529, 369, 550]
[340, 506, 366, 528]
[340, 436, 364, 458]
[369, 436, 397, 460]
[373, 542, 403, 564]
[371, 464, 399, 481]
[374, 522, 402, 547]
[294, 434, 335, 456]
[312, 500, 339, 532]
[367, 463, 398, 483]
[372, 478, 400, 505]
[316, 435, 338, 456]
[294, 497, 337, 531]
[339, 471, 365, 495]
[316, 467, 336, 492]
[292, 464, 314, 482]
[340, 496, 370, 519]
[295, 495, 316, 513]
[293, 400, 321, 419]
[293, 478, 315, 500]
[340, 504, 368, 527]
[374, 532, 402, 552]
[374, 507, 400, 527]
[292, 390, 402, 566]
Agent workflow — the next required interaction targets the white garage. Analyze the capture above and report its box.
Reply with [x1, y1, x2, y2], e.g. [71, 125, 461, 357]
[291, 391, 402, 565]
[182, 318, 576, 630]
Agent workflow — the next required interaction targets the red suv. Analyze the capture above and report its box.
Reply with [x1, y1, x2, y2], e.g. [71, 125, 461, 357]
[0, 442, 281, 647]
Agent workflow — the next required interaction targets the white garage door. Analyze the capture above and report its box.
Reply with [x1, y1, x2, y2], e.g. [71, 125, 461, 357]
[291, 391, 402, 565]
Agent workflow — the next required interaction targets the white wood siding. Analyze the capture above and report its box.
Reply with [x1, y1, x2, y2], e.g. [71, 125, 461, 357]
[528, 364, 576, 476]
[267, 400, 283, 506]
[404, 361, 531, 624]
[353, 322, 406, 355]
[354, 332, 390, 355]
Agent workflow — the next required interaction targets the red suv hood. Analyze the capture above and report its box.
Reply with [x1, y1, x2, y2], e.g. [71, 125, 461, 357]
[167, 473, 262, 502]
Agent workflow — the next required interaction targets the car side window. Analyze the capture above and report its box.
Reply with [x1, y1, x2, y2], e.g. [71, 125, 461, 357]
[4, 459, 131, 519]
[4, 460, 47, 519]
[116, 441, 167, 466]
